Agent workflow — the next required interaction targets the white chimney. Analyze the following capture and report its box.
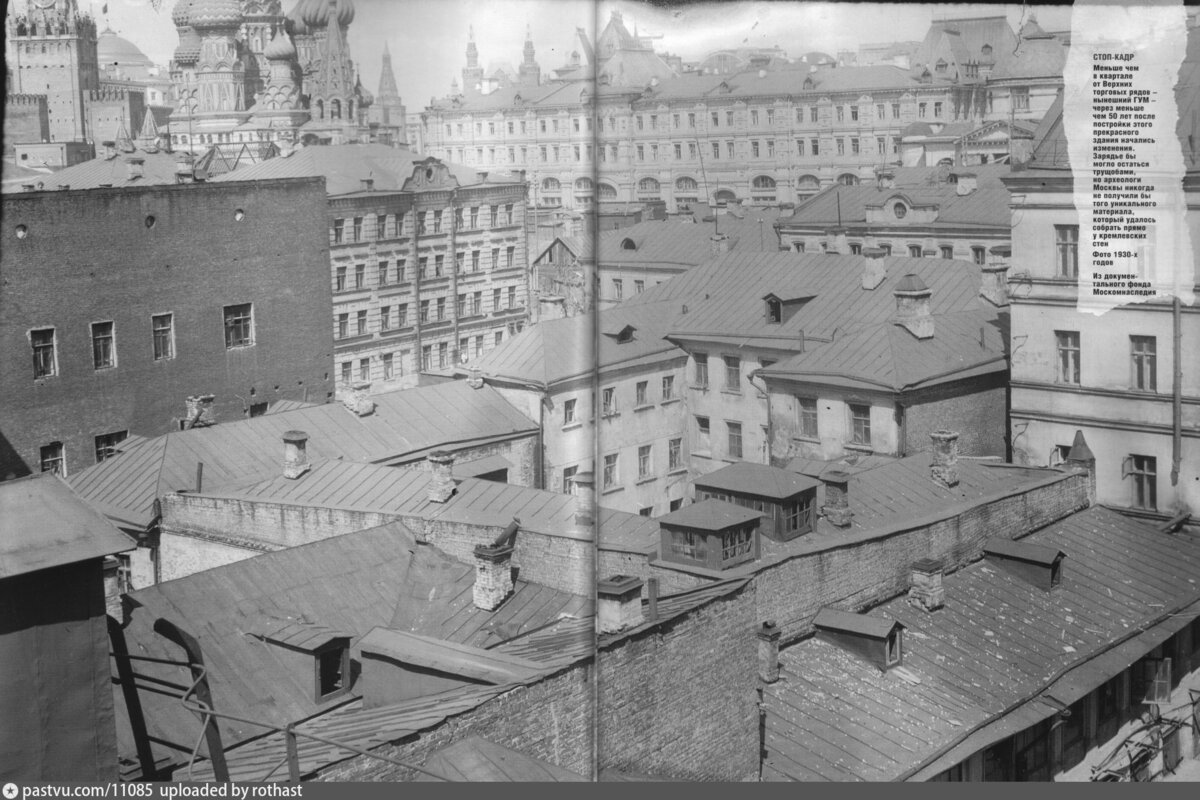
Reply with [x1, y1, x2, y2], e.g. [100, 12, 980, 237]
[875, 167, 895, 189]
[981, 247, 1010, 307]
[907, 558, 945, 611]
[827, 227, 849, 255]
[572, 470, 595, 526]
[597, 575, 644, 634]
[892, 274, 934, 339]
[126, 158, 144, 180]
[757, 620, 782, 683]
[427, 450, 456, 503]
[862, 256, 887, 289]
[341, 381, 376, 416]
[282, 430, 310, 480]
[473, 542, 514, 610]
[954, 172, 977, 195]
[929, 430, 959, 487]
[184, 394, 216, 428]
[466, 366, 484, 389]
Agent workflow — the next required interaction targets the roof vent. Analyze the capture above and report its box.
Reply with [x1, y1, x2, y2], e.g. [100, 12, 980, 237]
[892, 274, 934, 339]
[282, 430, 310, 480]
[813, 607, 905, 672]
[983, 537, 1065, 591]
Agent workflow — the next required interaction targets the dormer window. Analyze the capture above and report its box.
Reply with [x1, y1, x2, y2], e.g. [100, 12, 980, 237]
[658, 499, 761, 570]
[318, 647, 348, 698]
[813, 607, 906, 673]
[620, 237, 637, 251]
[893, 201, 908, 219]
[255, 622, 352, 703]
[886, 628, 903, 666]
[983, 537, 1066, 591]
[766, 297, 782, 324]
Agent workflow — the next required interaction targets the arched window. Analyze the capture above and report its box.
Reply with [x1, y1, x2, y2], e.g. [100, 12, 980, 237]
[937, 157, 954, 167]
[574, 177, 593, 191]
[330, 99, 342, 120]
[542, 177, 561, 191]
[981, 44, 993, 56]
[598, 182, 617, 199]
[837, 173, 859, 186]
[752, 175, 776, 189]
[676, 176, 698, 191]
[315, 99, 324, 119]
[621, 238, 637, 251]
[714, 188, 737, 207]
[637, 177, 661, 195]
[796, 175, 821, 197]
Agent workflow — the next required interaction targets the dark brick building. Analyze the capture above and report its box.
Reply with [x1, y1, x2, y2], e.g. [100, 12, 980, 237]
[0, 177, 335, 479]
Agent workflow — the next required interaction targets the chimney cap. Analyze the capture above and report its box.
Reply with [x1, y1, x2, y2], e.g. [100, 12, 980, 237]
[757, 620, 782, 640]
[282, 430, 309, 443]
[893, 274, 930, 294]
[821, 468, 852, 485]
[911, 557, 943, 574]
[597, 574, 644, 597]
[1065, 430, 1095, 462]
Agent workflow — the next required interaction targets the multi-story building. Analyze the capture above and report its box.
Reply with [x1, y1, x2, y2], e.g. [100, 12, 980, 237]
[213, 144, 530, 390]
[0, 177, 335, 479]
[420, 12, 1065, 212]
[1003, 33, 1200, 520]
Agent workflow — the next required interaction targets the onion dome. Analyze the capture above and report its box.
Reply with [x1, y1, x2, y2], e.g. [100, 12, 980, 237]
[334, 0, 354, 27]
[188, 0, 243, 29]
[285, 0, 310, 35]
[299, 0, 329, 28]
[264, 28, 296, 60]
[173, 26, 202, 63]
[171, 0, 194, 28]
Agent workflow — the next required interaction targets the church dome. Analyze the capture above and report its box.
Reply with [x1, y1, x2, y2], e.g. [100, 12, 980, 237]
[173, 26, 202, 63]
[301, 0, 354, 29]
[98, 29, 155, 70]
[263, 28, 296, 60]
[188, 0, 243, 29]
[171, 0, 194, 28]
[285, 0, 310, 35]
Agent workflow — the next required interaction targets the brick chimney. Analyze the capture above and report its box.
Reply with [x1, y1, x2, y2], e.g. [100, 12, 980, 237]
[907, 558, 945, 611]
[341, 381, 376, 416]
[820, 469, 853, 528]
[709, 233, 730, 254]
[572, 470, 595, 526]
[929, 430, 959, 487]
[473, 542, 514, 610]
[427, 450, 457, 503]
[981, 247, 1010, 307]
[466, 366, 484, 389]
[892, 274, 934, 339]
[875, 168, 895, 189]
[757, 620, 782, 683]
[597, 575, 644, 634]
[282, 430, 310, 480]
[184, 394, 216, 428]
[862, 255, 887, 289]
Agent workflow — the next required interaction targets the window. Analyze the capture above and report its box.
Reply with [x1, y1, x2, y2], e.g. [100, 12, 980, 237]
[712, 142, 720, 159]
[456, 294, 466, 317]
[836, 138, 845, 156]
[694, 353, 709, 387]
[397, 304, 408, 327]
[638, 445, 651, 478]
[380, 306, 391, 331]
[726, 141, 734, 158]
[436, 297, 446, 321]
[354, 263, 365, 289]
[506, 247, 515, 269]
[668, 438, 682, 470]
[811, 138, 819, 156]
[662, 374, 675, 401]
[797, 398, 818, 439]
[433, 210, 443, 233]
[418, 257, 428, 279]
[317, 647, 347, 699]
[727, 422, 743, 459]
[382, 353, 394, 380]
[940, 245, 954, 259]
[31, 328, 57, 378]
[469, 207, 479, 229]
[563, 465, 578, 495]
[612, 279, 623, 301]
[723, 356, 740, 391]
[435, 254, 444, 276]
[752, 141, 760, 158]
[635, 381, 649, 406]
[91, 321, 115, 369]
[356, 358, 368, 381]
[438, 342, 448, 368]
[224, 304, 253, 348]
[836, 106, 845, 122]
[337, 313, 349, 338]
[472, 292, 482, 315]
[850, 404, 871, 446]
[335, 266, 347, 292]
[1055, 331, 1080, 384]
[602, 386, 616, 416]
[908, 244, 922, 257]
[1012, 87, 1030, 112]
[492, 288, 501, 312]
[810, 107, 819, 123]
[1129, 455, 1157, 510]
[603, 453, 619, 488]
[152, 314, 175, 361]
[1131, 335, 1157, 391]
[40, 442, 65, 476]
[563, 398, 577, 425]
[634, 279, 644, 295]
[796, 139, 805, 156]
[419, 300, 430, 323]
[94, 431, 128, 463]
[340, 361, 351, 384]
[356, 309, 367, 336]
[721, 525, 753, 562]
[784, 495, 814, 534]
[726, 111, 734, 126]
[891, 103, 900, 119]
[333, 218, 345, 243]
[670, 529, 704, 560]
[697, 416, 711, 452]
[378, 260, 389, 286]
[918, 102, 927, 118]
[421, 345, 432, 370]
[352, 217, 363, 241]
[971, 246, 986, 265]
[1055, 225, 1079, 278]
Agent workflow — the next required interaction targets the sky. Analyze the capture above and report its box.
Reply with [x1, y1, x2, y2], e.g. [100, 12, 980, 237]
[81, 1, 1075, 112]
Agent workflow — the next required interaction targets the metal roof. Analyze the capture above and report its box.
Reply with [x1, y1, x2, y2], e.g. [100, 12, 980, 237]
[695, 462, 820, 500]
[1, 146, 186, 192]
[358, 628, 547, 685]
[68, 381, 536, 530]
[813, 607, 903, 640]
[657, 498, 764, 530]
[0, 472, 133, 578]
[982, 536, 1064, 566]
[415, 736, 588, 782]
[762, 506, 1200, 782]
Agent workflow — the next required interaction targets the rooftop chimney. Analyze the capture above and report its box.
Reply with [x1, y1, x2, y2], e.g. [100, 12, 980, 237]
[820, 469, 853, 528]
[757, 620, 782, 683]
[597, 575, 644, 634]
[892, 274, 934, 339]
[954, 172, 977, 195]
[473, 541, 515, 610]
[929, 430, 959, 487]
[827, 226, 848, 255]
[862, 256, 887, 289]
[125, 158, 144, 180]
[466, 366, 484, 389]
[184, 394, 216, 428]
[360, 177, 374, 191]
[341, 381, 376, 416]
[907, 558, 945, 611]
[980, 247, 1010, 307]
[572, 470, 596, 527]
[1064, 430, 1097, 505]
[709, 233, 730, 254]
[101, 141, 117, 160]
[282, 430, 311, 480]
[875, 168, 896, 189]
[427, 450, 457, 503]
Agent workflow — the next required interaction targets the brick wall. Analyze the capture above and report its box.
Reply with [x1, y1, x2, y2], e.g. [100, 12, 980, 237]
[393, 435, 539, 489]
[905, 376, 1008, 458]
[651, 468, 1092, 642]
[315, 581, 758, 782]
[0, 178, 335, 479]
[3, 95, 49, 152]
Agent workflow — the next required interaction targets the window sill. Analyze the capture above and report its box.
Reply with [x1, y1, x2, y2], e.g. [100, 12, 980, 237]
[601, 485, 624, 496]
[562, 421, 583, 432]
[844, 443, 873, 453]
[690, 384, 709, 392]
[721, 389, 744, 397]
[660, 397, 679, 406]
[636, 475, 657, 485]
[633, 404, 655, 413]
[667, 467, 688, 476]
[601, 411, 620, 420]
[226, 344, 255, 351]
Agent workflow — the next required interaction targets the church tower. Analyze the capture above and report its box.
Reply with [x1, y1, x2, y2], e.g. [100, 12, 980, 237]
[462, 26, 484, 92]
[373, 41, 406, 136]
[518, 24, 541, 87]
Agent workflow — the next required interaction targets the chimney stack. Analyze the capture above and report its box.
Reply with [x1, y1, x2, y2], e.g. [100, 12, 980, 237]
[282, 430, 310, 480]
[981, 247, 1010, 307]
[827, 226, 848, 255]
[892, 274, 934, 339]
[427, 450, 457, 503]
[862, 255, 887, 289]
[1064, 430, 1097, 505]
[184, 394, 216, 428]
[360, 177, 374, 191]
[341, 381, 376, 416]
[473, 541, 514, 610]
[597, 575, 645, 634]
[907, 558, 945, 611]
[102, 140, 117, 159]
[572, 470, 596, 526]
[709, 233, 730, 254]
[875, 167, 895, 189]
[820, 469, 853, 528]
[757, 620, 782, 683]
[954, 172, 977, 195]
[929, 430, 960, 487]
[126, 158, 144, 180]
[466, 366, 484, 389]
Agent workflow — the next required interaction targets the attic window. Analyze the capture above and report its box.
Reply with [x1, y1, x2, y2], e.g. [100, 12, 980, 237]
[620, 237, 637, 251]
[981, 44, 993, 56]
[317, 646, 349, 699]
[766, 297, 782, 323]
[886, 629, 903, 666]
[935, 59, 947, 73]
[893, 202, 907, 219]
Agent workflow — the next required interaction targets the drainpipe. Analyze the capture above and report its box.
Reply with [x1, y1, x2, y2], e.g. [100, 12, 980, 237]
[450, 188, 461, 364]
[413, 202, 423, 371]
[1171, 295, 1182, 486]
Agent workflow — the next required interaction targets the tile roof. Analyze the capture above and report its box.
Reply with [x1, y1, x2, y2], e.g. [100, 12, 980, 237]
[203, 459, 660, 553]
[758, 308, 1007, 392]
[0, 472, 132, 578]
[115, 520, 589, 770]
[762, 506, 1200, 782]
[472, 298, 685, 387]
[210, 143, 507, 195]
[694, 462, 820, 499]
[68, 381, 536, 530]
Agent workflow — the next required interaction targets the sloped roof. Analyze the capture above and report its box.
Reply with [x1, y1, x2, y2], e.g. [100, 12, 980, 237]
[657, 498, 763, 530]
[694, 462, 820, 500]
[210, 143, 503, 195]
[990, 30, 1068, 80]
[114, 520, 588, 770]
[800, 65, 920, 93]
[914, 16, 1017, 70]
[68, 382, 536, 530]
[200, 459, 661, 553]
[0, 472, 132, 578]
[415, 736, 587, 782]
[758, 308, 1007, 392]
[762, 506, 1200, 782]
[2, 146, 183, 192]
